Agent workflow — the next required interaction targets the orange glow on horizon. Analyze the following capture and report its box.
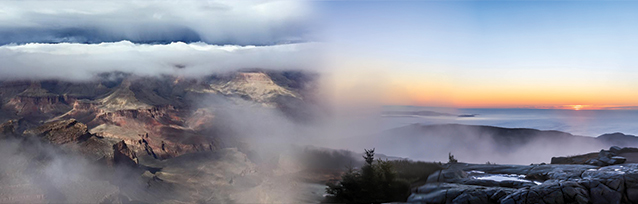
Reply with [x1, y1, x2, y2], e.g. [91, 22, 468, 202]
[331, 57, 638, 110]
[381, 75, 638, 110]
[570, 105, 585, 110]
[381, 83, 638, 110]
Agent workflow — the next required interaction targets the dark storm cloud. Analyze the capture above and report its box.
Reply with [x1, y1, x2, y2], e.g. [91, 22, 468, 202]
[0, 1, 313, 45]
[0, 26, 203, 45]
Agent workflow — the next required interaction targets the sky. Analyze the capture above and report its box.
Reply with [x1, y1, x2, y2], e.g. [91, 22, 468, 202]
[0, 1, 320, 80]
[0, 1, 313, 45]
[318, 1, 638, 109]
[1, 1, 638, 109]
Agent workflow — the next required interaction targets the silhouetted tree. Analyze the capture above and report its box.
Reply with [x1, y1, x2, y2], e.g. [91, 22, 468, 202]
[325, 148, 410, 203]
[364, 148, 375, 165]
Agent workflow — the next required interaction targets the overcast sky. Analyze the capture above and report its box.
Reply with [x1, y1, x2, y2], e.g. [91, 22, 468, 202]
[0, 1, 313, 45]
[0, 1, 320, 81]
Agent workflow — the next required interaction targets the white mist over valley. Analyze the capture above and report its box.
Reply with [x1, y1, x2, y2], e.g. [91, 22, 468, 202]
[2, 1, 638, 204]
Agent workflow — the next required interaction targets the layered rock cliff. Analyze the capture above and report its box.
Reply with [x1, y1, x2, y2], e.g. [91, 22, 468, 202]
[0, 70, 320, 203]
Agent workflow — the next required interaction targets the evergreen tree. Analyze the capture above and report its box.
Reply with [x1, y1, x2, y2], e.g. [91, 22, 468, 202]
[325, 148, 410, 203]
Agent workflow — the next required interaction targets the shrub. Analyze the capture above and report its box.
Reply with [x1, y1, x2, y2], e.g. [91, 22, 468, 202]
[388, 159, 443, 184]
[448, 152, 458, 163]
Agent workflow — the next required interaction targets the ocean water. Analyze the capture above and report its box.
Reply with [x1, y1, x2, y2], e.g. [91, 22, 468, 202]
[382, 107, 638, 137]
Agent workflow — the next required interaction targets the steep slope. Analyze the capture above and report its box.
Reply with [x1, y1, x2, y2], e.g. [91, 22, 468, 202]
[4, 82, 72, 118]
[0, 70, 320, 203]
[1, 70, 317, 162]
[97, 80, 152, 112]
[199, 71, 299, 105]
[87, 80, 211, 160]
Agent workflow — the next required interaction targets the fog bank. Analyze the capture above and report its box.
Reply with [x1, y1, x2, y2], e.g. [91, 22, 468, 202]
[0, 41, 320, 81]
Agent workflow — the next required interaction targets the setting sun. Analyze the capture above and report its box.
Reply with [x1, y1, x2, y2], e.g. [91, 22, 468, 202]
[570, 105, 588, 110]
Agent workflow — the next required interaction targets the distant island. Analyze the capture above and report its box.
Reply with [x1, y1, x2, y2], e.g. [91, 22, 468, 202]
[382, 110, 477, 118]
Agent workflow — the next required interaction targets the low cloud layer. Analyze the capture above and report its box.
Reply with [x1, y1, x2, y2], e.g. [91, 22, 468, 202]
[0, 41, 320, 80]
[0, 0, 321, 81]
[0, 1, 313, 45]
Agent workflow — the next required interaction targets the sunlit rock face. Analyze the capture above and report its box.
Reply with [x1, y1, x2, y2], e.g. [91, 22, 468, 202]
[23, 119, 91, 145]
[210, 72, 299, 104]
[5, 83, 73, 117]
[0, 70, 317, 160]
[0, 69, 320, 203]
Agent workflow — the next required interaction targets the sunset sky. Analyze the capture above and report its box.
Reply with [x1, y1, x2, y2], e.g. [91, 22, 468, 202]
[1, 1, 637, 110]
[318, 1, 638, 109]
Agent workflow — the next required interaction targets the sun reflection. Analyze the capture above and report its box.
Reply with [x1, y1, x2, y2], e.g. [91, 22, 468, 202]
[571, 105, 584, 110]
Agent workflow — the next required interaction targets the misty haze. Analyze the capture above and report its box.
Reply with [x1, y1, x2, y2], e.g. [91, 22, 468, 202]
[2, 1, 638, 204]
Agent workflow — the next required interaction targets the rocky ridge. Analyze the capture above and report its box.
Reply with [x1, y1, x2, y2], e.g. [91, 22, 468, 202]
[408, 152, 638, 204]
[552, 146, 633, 167]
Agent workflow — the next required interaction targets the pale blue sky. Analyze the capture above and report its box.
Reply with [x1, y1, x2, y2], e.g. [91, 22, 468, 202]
[319, 1, 638, 70]
[317, 1, 638, 107]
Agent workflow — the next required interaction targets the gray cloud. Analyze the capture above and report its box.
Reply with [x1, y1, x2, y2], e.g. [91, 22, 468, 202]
[0, 1, 321, 81]
[0, 41, 321, 80]
[0, 1, 313, 45]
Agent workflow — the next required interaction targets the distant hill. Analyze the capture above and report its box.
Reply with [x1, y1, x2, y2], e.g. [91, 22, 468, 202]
[596, 132, 638, 146]
[371, 123, 638, 164]
[382, 110, 476, 117]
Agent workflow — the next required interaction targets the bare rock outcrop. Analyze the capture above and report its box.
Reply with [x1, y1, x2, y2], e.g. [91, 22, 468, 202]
[0, 119, 19, 138]
[112, 141, 138, 167]
[23, 119, 91, 144]
[552, 146, 631, 167]
[408, 163, 638, 204]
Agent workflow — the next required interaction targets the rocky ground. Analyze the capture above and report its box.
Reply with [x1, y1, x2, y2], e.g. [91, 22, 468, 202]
[407, 147, 638, 204]
[551, 146, 638, 167]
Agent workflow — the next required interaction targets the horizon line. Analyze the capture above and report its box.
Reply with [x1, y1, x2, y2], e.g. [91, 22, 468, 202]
[384, 104, 638, 110]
